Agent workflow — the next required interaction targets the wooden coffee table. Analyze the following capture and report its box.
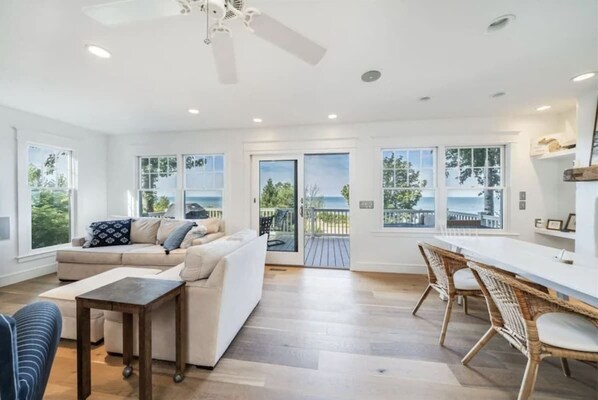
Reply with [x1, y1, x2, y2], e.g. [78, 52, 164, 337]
[76, 277, 186, 400]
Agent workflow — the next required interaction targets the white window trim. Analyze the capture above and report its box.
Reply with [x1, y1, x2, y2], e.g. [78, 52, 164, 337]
[16, 129, 77, 258]
[182, 154, 225, 219]
[137, 155, 178, 218]
[378, 144, 510, 234]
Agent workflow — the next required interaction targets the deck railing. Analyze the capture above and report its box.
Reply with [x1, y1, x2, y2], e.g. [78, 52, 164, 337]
[260, 208, 350, 237]
[383, 209, 501, 228]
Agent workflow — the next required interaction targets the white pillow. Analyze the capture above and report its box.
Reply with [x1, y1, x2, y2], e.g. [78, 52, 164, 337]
[180, 229, 257, 281]
[180, 225, 208, 249]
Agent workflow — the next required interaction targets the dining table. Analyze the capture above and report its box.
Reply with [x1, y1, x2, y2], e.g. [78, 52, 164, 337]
[431, 236, 598, 307]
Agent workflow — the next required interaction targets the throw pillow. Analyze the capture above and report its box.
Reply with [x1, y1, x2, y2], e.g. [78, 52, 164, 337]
[86, 219, 132, 248]
[163, 222, 194, 254]
[194, 217, 221, 234]
[180, 229, 257, 281]
[156, 219, 187, 244]
[180, 225, 208, 249]
[131, 218, 161, 244]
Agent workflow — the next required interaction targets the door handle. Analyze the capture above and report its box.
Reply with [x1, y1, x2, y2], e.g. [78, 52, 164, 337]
[299, 205, 303, 218]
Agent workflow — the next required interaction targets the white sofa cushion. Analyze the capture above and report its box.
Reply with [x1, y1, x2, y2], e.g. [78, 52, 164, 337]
[180, 229, 257, 281]
[122, 245, 187, 267]
[536, 312, 598, 352]
[131, 218, 161, 244]
[56, 244, 152, 265]
[453, 268, 479, 290]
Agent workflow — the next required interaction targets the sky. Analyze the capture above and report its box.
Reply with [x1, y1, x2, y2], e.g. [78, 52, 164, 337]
[259, 154, 349, 197]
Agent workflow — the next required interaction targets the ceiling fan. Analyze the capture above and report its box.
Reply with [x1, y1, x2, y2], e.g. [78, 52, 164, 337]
[83, 0, 327, 84]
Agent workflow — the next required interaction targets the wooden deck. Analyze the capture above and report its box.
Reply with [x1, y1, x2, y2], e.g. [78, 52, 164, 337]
[268, 233, 350, 269]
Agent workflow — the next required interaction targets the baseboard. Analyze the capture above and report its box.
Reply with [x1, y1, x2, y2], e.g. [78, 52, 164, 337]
[351, 262, 426, 274]
[0, 262, 57, 287]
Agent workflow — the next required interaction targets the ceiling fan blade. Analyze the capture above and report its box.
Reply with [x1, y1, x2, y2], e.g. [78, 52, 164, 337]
[83, 0, 182, 26]
[249, 13, 326, 65]
[211, 32, 238, 85]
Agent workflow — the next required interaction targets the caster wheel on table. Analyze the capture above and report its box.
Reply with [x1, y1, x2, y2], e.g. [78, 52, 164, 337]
[122, 366, 133, 378]
[173, 372, 185, 383]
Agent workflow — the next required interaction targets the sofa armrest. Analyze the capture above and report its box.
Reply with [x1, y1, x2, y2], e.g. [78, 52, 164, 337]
[191, 232, 225, 246]
[0, 313, 19, 399]
[71, 237, 86, 247]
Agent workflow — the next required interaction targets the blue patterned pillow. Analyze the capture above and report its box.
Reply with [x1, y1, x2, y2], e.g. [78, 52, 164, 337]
[87, 219, 132, 248]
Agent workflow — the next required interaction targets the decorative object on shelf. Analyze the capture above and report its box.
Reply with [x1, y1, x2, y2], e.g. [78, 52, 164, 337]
[564, 213, 576, 232]
[546, 219, 563, 231]
[530, 134, 576, 157]
[554, 249, 574, 265]
[590, 98, 598, 166]
[534, 218, 543, 228]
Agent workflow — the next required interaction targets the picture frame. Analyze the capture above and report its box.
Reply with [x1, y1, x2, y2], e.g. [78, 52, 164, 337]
[564, 213, 576, 232]
[546, 219, 563, 231]
[590, 98, 598, 166]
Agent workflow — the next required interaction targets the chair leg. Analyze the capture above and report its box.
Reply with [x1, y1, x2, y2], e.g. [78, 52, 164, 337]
[560, 358, 571, 377]
[439, 295, 454, 346]
[462, 327, 496, 365]
[463, 295, 469, 315]
[518, 358, 540, 400]
[412, 285, 432, 315]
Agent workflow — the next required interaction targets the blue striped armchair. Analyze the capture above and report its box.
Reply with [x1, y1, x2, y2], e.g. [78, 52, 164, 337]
[0, 302, 62, 400]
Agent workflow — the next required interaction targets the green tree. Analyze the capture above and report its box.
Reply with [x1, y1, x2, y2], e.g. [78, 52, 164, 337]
[341, 184, 349, 206]
[260, 179, 295, 208]
[154, 196, 171, 212]
[383, 153, 424, 210]
[31, 189, 70, 249]
[445, 148, 501, 216]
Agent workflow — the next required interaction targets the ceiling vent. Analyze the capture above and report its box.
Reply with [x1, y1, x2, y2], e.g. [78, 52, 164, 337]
[486, 14, 516, 33]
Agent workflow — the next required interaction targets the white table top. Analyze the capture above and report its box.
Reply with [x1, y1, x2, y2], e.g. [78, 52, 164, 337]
[432, 236, 598, 307]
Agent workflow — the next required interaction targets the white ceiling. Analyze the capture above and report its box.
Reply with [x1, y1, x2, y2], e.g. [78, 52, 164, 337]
[0, 0, 597, 135]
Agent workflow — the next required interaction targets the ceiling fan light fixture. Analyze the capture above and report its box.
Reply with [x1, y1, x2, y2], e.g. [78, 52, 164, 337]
[571, 72, 596, 82]
[86, 44, 111, 59]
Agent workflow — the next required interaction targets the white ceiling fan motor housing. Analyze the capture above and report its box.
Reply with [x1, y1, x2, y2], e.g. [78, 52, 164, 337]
[206, 0, 227, 20]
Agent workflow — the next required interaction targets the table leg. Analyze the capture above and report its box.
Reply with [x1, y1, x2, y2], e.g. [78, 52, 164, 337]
[174, 289, 185, 383]
[122, 313, 133, 378]
[139, 310, 152, 400]
[77, 301, 91, 400]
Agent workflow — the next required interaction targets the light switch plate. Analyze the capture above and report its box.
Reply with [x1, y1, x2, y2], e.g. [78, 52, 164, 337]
[359, 201, 374, 209]
[519, 201, 526, 210]
[519, 191, 526, 201]
[0, 217, 9, 240]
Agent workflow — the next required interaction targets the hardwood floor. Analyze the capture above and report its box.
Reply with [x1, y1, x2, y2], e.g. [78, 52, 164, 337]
[1, 267, 596, 399]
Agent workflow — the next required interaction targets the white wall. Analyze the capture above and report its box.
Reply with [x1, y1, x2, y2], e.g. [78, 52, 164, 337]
[0, 105, 108, 286]
[575, 91, 598, 257]
[107, 113, 572, 273]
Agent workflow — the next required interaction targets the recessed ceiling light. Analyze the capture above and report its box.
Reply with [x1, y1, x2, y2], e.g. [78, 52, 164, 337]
[86, 44, 111, 59]
[328, 114, 338, 120]
[571, 72, 596, 82]
[536, 105, 551, 111]
[419, 96, 431, 102]
[486, 14, 516, 34]
[361, 70, 382, 83]
[188, 108, 200, 114]
[253, 118, 262, 123]
[490, 91, 507, 98]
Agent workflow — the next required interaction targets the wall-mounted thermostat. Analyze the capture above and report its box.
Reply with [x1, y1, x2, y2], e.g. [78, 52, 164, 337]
[359, 201, 374, 209]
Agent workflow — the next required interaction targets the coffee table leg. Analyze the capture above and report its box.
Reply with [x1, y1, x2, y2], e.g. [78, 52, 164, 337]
[139, 310, 152, 400]
[173, 289, 185, 383]
[122, 313, 133, 378]
[77, 301, 91, 399]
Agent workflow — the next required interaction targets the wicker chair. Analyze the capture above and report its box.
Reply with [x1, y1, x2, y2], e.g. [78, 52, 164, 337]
[463, 260, 598, 400]
[414, 242, 482, 346]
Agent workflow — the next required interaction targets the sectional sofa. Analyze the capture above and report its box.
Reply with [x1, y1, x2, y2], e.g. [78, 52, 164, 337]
[56, 217, 225, 281]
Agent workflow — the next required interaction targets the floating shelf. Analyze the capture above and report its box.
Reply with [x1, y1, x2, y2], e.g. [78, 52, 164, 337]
[534, 228, 575, 240]
[531, 148, 576, 161]
[563, 165, 598, 182]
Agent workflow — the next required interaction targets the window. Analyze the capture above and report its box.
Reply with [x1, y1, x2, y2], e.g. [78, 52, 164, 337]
[445, 146, 504, 229]
[138, 156, 177, 218]
[382, 148, 435, 228]
[184, 154, 224, 219]
[27, 145, 73, 249]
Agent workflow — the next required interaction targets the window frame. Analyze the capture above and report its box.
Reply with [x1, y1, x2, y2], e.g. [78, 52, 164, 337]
[182, 154, 225, 220]
[137, 155, 178, 219]
[379, 144, 509, 233]
[379, 147, 439, 232]
[17, 137, 76, 258]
